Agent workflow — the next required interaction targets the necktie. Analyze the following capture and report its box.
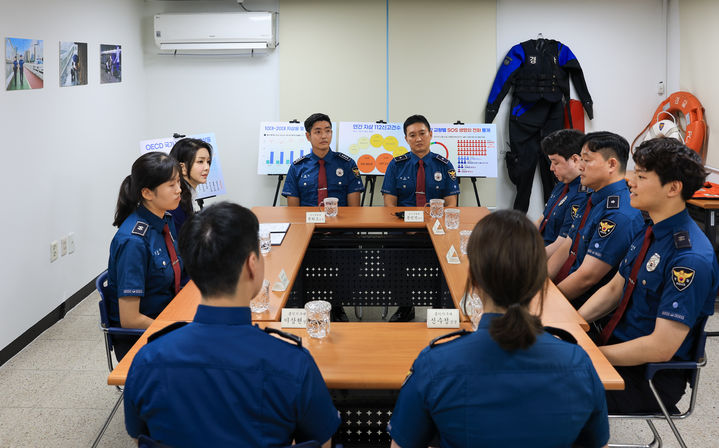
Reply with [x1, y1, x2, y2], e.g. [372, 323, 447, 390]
[539, 184, 570, 234]
[162, 224, 182, 295]
[416, 159, 426, 207]
[599, 226, 654, 345]
[317, 159, 328, 206]
[555, 197, 594, 283]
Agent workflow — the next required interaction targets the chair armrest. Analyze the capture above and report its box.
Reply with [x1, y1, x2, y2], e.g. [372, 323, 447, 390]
[106, 327, 145, 337]
[645, 361, 698, 380]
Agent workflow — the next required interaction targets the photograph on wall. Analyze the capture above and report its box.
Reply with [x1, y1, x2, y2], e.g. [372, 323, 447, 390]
[59, 41, 87, 87]
[100, 44, 121, 84]
[5, 38, 44, 91]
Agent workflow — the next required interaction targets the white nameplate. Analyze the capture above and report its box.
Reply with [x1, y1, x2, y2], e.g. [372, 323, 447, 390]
[404, 211, 424, 222]
[272, 269, 290, 292]
[427, 309, 460, 328]
[306, 212, 326, 223]
[281, 308, 307, 328]
[432, 219, 445, 235]
[446, 245, 460, 264]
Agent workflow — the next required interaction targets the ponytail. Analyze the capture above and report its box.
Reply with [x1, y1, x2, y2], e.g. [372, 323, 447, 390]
[177, 177, 195, 217]
[113, 175, 136, 227]
[489, 301, 543, 351]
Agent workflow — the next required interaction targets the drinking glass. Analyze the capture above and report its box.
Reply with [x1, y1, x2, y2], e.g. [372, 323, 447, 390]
[465, 292, 483, 331]
[425, 198, 445, 219]
[321, 197, 339, 217]
[305, 300, 332, 339]
[250, 280, 270, 313]
[444, 208, 460, 230]
[259, 229, 271, 255]
[460, 230, 472, 255]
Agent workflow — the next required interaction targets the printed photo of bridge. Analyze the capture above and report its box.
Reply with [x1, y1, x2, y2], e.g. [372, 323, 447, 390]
[5, 37, 43, 91]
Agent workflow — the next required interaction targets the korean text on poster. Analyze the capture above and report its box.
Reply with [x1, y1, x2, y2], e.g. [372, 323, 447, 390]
[337, 122, 407, 176]
[258, 122, 337, 175]
[430, 124, 497, 178]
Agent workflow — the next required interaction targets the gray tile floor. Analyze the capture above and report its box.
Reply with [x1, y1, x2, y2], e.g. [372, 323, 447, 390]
[0, 295, 718, 447]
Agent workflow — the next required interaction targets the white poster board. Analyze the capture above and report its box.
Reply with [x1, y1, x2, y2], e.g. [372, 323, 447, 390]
[257, 122, 337, 175]
[139, 132, 226, 199]
[430, 124, 497, 178]
[336, 122, 407, 175]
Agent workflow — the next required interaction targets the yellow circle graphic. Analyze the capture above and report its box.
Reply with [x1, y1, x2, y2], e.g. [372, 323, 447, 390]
[393, 146, 409, 157]
[384, 136, 399, 151]
[358, 137, 370, 149]
[349, 144, 359, 155]
[370, 134, 384, 148]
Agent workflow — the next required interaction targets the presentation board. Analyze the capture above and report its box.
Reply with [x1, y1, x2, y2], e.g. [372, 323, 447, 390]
[430, 123, 497, 178]
[257, 121, 337, 175]
[139, 132, 227, 199]
[336, 122, 407, 176]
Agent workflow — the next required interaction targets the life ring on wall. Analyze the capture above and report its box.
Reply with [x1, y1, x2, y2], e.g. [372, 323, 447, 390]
[632, 91, 707, 159]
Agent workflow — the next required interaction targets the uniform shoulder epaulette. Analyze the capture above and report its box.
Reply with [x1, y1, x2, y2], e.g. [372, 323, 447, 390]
[433, 153, 449, 165]
[543, 326, 577, 344]
[673, 230, 692, 249]
[394, 153, 410, 163]
[148, 321, 188, 343]
[293, 154, 311, 165]
[429, 329, 470, 348]
[264, 326, 302, 347]
[335, 152, 352, 162]
[606, 195, 620, 209]
[578, 185, 589, 193]
[131, 220, 150, 237]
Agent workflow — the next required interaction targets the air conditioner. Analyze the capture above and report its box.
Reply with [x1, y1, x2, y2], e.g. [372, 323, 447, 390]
[154, 12, 277, 54]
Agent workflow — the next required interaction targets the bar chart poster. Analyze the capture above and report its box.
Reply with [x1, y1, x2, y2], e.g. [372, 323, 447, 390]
[430, 124, 497, 178]
[258, 122, 337, 175]
[337, 122, 408, 175]
[139, 132, 227, 199]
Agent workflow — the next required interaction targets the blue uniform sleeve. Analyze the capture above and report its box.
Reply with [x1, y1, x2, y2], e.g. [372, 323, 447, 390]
[558, 198, 586, 239]
[574, 355, 610, 447]
[294, 355, 341, 443]
[585, 213, 641, 267]
[443, 161, 460, 197]
[123, 358, 149, 438]
[347, 160, 365, 194]
[115, 238, 148, 297]
[486, 44, 525, 122]
[282, 164, 300, 198]
[381, 160, 398, 196]
[657, 253, 715, 328]
[387, 356, 436, 447]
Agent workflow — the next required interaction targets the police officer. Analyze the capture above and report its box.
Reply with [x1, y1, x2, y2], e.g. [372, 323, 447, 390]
[579, 138, 719, 414]
[548, 132, 644, 308]
[107, 152, 185, 361]
[382, 115, 461, 322]
[124, 203, 340, 447]
[537, 129, 589, 258]
[282, 112, 364, 207]
[388, 210, 609, 447]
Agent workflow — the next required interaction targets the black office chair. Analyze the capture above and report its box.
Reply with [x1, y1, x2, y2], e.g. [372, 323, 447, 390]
[92, 270, 144, 448]
[609, 317, 709, 448]
[137, 434, 320, 447]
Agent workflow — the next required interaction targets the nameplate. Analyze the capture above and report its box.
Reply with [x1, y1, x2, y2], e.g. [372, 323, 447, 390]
[281, 308, 307, 328]
[432, 219, 445, 235]
[427, 309, 460, 328]
[272, 269, 290, 292]
[404, 211, 424, 222]
[306, 212, 326, 223]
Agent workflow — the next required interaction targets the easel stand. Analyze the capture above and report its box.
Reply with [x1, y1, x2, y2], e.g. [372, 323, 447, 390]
[361, 175, 378, 206]
[272, 174, 284, 206]
[458, 177, 484, 206]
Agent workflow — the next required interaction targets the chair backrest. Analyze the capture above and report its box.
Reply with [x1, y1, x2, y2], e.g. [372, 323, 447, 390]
[96, 270, 111, 329]
[687, 315, 709, 388]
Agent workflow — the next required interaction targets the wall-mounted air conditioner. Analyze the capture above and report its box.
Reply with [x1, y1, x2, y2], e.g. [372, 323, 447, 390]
[154, 12, 277, 54]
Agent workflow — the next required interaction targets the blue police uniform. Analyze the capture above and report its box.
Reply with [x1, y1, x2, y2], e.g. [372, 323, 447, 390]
[388, 313, 609, 448]
[107, 205, 183, 328]
[124, 305, 341, 447]
[381, 152, 460, 206]
[282, 149, 365, 206]
[540, 176, 590, 245]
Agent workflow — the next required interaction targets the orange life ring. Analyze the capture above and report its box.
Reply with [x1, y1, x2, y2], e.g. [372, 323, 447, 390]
[633, 91, 706, 158]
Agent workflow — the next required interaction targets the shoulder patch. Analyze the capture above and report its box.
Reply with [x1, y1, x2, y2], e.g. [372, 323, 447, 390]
[570, 204, 580, 219]
[353, 167, 360, 178]
[293, 154, 311, 165]
[606, 195, 620, 209]
[263, 326, 302, 347]
[430, 329, 470, 348]
[673, 231, 692, 249]
[433, 153, 449, 165]
[394, 153, 410, 162]
[148, 321, 188, 343]
[447, 169, 457, 181]
[131, 221, 149, 237]
[335, 152, 352, 162]
[543, 326, 577, 344]
[671, 267, 695, 291]
[597, 219, 616, 238]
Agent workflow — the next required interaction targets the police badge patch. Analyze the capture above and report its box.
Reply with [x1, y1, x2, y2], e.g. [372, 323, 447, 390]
[597, 219, 616, 238]
[646, 253, 660, 272]
[672, 267, 695, 291]
[353, 167, 360, 178]
[448, 169, 456, 181]
[434, 171, 442, 182]
[336, 168, 344, 177]
[570, 204, 579, 219]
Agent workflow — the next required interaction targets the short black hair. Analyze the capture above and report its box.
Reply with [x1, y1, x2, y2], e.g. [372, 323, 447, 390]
[304, 113, 332, 133]
[633, 137, 707, 201]
[403, 114, 431, 136]
[581, 131, 630, 172]
[178, 202, 259, 298]
[541, 129, 584, 159]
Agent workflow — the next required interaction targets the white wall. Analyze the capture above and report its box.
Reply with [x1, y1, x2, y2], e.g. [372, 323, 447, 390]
[0, 0, 146, 350]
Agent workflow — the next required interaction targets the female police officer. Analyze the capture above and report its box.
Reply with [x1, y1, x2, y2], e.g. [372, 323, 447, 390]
[107, 151, 185, 361]
[388, 210, 609, 448]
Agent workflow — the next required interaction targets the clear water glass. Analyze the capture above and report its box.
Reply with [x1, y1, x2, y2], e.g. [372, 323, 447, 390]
[250, 280, 270, 313]
[259, 229, 271, 255]
[444, 208, 460, 230]
[427, 198, 445, 218]
[322, 197, 339, 217]
[466, 292, 483, 331]
[305, 300, 332, 339]
[460, 230, 472, 255]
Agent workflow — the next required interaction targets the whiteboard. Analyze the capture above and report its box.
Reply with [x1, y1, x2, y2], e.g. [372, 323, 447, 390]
[257, 121, 337, 175]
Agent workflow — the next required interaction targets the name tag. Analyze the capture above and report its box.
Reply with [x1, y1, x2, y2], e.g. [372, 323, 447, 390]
[281, 308, 307, 328]
[404, 211, 424, 222]
[306, 212, 326, 223]
[427, 309, 460, 328]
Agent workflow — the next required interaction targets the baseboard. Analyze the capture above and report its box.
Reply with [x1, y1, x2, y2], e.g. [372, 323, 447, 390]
[0, 275, 99, 368]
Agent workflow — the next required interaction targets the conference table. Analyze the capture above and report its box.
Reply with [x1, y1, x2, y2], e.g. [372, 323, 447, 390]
[108, 206, 621, 390]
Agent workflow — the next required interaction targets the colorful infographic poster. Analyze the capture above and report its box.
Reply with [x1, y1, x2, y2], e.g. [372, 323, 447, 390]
[337, 122, 407, 175]
[257, 122, 337, 175]
[139, 132, 226, 199]
[430, 124, 498, 178]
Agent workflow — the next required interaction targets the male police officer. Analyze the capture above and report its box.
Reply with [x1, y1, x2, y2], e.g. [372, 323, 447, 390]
[124, 202, 340, 447]
[382, 114, 460, 322]
[536, 129, 589, 258]
[283, 113, 364, 207]
[579, 138, 719, 413]
[548, 132, 644, 308]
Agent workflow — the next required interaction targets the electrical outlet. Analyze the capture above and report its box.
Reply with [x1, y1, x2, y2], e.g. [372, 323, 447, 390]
[50, 241, 59, 262]
[68, 233, 75, 254]
[60, 237, 68, 256]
